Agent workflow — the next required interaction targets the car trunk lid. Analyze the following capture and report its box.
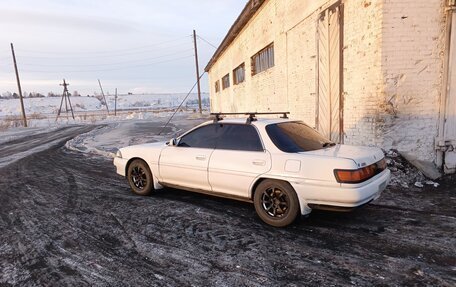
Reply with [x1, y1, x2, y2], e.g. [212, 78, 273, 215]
[301, 145, 384, 167]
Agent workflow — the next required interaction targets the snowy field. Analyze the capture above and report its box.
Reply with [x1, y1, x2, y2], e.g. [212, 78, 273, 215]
[0, 93, 209, 116]
[0, 93, 209, 129]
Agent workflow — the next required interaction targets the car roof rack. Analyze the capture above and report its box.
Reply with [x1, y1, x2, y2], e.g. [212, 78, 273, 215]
[211, 112, 290, 123]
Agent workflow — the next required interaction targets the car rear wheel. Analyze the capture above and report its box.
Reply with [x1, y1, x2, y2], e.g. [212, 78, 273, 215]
[254, 180, 300, 227]
[127, 159, 154, 196]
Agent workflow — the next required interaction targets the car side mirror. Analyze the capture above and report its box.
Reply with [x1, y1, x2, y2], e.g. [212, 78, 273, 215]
[169, 138, 178, 146]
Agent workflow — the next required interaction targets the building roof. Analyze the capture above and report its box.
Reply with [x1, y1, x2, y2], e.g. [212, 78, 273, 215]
[204, 0, 267, 72]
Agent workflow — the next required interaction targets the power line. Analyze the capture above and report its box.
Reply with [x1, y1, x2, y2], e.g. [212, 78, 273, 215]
[15, 42, 194, 60]
[20, 48, 194, 67]
[14, 35, 191, 56]
[20, 55, 194, 73]
[158, 71, 207, 135]
[196, 35, 218, 49]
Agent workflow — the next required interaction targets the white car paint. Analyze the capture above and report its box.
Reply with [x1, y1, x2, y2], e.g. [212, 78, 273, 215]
[159, 146, 213, 191]
[209, 149, 272, 198]
[113, 118, 391, 216]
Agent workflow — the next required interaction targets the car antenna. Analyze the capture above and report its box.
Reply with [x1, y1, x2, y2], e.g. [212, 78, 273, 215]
[158, 72, 206, 135]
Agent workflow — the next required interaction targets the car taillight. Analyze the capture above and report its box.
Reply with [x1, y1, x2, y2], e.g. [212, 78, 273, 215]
[334, 158, 386, 184]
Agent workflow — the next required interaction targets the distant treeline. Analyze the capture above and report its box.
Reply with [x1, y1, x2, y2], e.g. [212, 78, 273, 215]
[0, 91, 82, 99]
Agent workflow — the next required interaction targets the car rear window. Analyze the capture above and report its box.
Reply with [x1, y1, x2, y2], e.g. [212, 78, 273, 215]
[265, 122, 331, 152]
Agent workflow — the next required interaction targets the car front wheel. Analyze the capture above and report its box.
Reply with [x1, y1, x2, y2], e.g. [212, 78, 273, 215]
[127, 159, 154, 196]
[254, 180, 300, 227]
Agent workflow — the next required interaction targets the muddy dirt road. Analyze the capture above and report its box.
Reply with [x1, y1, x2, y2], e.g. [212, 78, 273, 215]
[0, 124, 455, 286]
[0, 126, 97, 168]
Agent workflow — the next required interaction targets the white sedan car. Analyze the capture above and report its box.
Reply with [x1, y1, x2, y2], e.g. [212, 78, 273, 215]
[114, 113, 390, 227]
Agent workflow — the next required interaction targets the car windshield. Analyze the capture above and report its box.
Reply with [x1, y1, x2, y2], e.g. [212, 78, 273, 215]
[265, 121, 334, 152]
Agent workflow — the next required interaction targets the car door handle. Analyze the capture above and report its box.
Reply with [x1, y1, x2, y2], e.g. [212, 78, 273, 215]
[196, 155, 206, 161]
[252, 160, 266, 166]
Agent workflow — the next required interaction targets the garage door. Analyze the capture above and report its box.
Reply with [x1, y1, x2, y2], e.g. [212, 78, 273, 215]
[443, 10, 456, 173]
[316, 3, 343, 143]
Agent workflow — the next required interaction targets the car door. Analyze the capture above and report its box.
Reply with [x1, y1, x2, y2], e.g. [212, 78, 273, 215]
[159, 124, 218, 191]
[208, 124, 272, 199]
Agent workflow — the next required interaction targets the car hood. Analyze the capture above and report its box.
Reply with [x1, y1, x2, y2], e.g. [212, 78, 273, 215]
[301, 145, 384, 167]
[121, 141, 166, 151]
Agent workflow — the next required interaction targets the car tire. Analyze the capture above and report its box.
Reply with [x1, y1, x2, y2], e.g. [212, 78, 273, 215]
[127, 159, 154, 196]
[253, 179, 300, 227]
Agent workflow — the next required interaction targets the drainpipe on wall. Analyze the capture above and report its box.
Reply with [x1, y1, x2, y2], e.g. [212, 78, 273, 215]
[436, 1, 456, 168]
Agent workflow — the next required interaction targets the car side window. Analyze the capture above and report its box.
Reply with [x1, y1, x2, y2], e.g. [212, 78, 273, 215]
[216, 124, 263, 152]
[178, 124, 218, 148]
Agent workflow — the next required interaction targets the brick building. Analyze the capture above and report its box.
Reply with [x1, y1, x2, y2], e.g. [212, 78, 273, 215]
[205, 0, 456, 174]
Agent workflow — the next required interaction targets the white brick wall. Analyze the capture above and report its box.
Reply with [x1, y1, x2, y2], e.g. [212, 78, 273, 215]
[342, 0, 384, 147]
[285, 9, 319, 126]
[378, 0, 445, 162]
[207, 0, 446, 164]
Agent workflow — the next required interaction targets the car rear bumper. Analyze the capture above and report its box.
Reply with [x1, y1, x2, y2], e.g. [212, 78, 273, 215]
[113, 157, 128, 177]
[292, 169, 391, 213]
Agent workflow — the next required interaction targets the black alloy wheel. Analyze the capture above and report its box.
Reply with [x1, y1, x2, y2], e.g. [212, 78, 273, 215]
[254, 180, 300, 227]
[127, 159, 153, 195]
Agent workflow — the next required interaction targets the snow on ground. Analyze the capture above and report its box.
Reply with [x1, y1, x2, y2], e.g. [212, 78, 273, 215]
[0, 125, 95, 169]
[65, 112, 208, 157]
[0, 93, 209, 130]
[0, 111, 209, 168]
[0, 97, 102, 117]
[105, 93, 209, 110]
[65, 121, 170, 158]
[0, 90, 210, 162]
[0, 126, 61, 145]
[0, 93, 209, 117]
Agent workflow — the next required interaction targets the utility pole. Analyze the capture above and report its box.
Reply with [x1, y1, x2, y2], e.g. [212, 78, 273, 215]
[193, 30, 202, 114]
[10, 43, 27, 127]
[114, 88, 117, 116]
[56, 79, 75, 120]
[98, 79, 110, 114]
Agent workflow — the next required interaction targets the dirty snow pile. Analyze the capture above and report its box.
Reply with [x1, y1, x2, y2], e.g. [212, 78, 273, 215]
[385, 149, 439, 188]
[65, 122, 171, 158]
[65, 113, 208, 158]
[0, 126, 61, 145]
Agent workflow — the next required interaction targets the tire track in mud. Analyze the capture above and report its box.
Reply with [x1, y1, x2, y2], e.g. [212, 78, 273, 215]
[0, 127, 454, 286]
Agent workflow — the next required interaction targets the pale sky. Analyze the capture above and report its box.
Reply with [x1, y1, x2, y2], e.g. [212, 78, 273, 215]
[0, 0, 247, 95]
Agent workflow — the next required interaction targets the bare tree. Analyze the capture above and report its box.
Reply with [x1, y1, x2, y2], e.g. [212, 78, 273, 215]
[2, 91, 12, 98]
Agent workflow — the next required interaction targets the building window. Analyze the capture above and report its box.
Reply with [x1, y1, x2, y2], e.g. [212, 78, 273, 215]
[251, 43, 274, 75]
[222, 74, 230, 89]
[233, 63, 245, 85]
[215, 80, 220, 93]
